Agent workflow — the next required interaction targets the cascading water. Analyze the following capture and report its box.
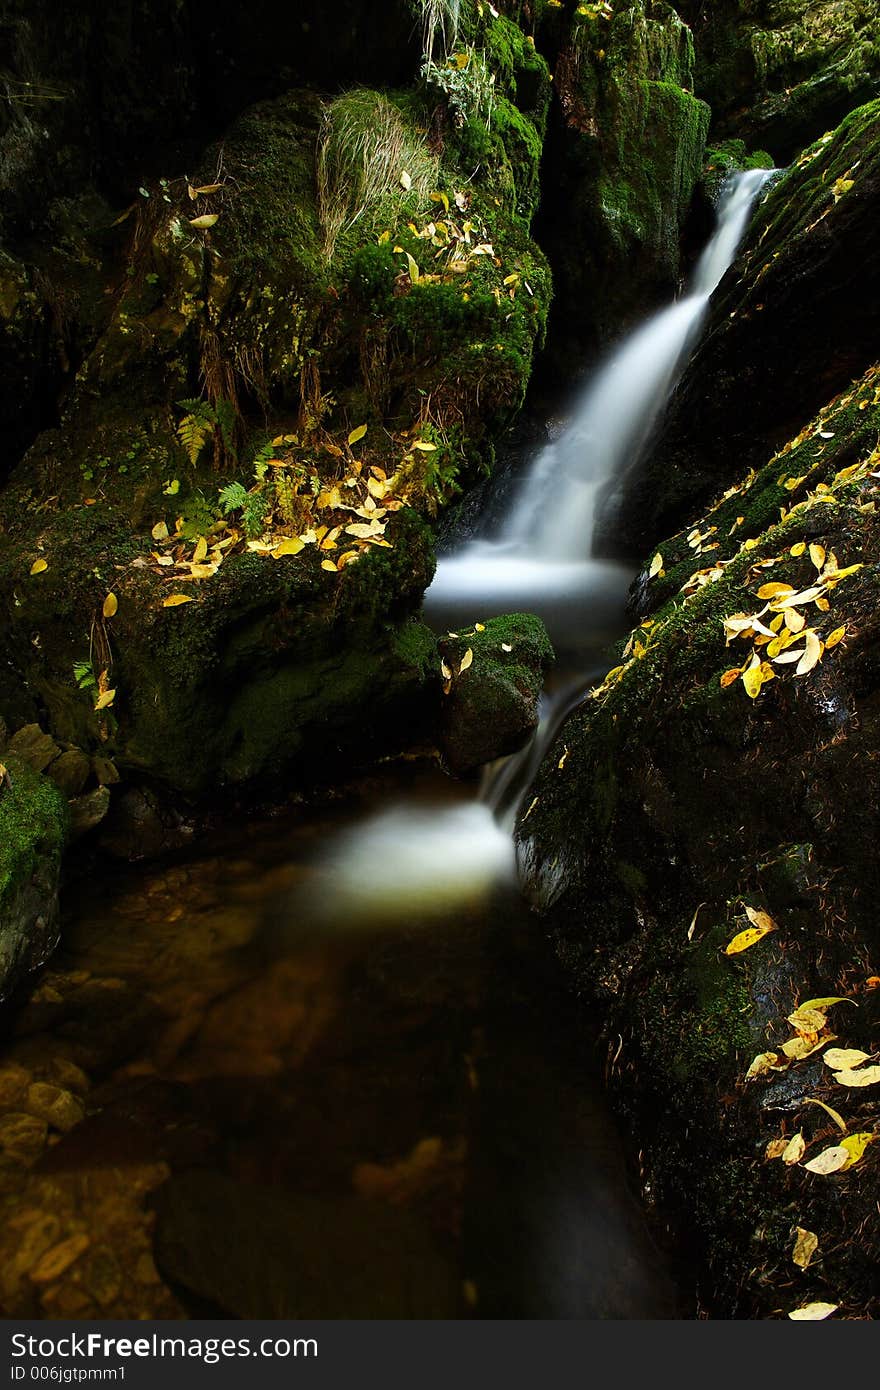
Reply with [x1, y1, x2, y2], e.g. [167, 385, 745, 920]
[317, 171, 771, 917]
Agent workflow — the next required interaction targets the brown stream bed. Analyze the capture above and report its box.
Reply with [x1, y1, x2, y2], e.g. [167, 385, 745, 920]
[0, 767, 684, 1319]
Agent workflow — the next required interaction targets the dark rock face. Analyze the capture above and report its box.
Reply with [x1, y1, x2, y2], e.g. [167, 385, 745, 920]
[535, 0, 710, 374]
[679, 0, 880, 164]
[606, 98, 880, 559]
[438, 613, 554, 775]
[517, 367, 880, 1317]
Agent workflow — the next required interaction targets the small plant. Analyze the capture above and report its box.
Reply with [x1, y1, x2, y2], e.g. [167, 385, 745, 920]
[421, 47, 496, 128]
[73, 659, 97, 694]
[176, 397, 237, 465]
[416, 0, 462, 66]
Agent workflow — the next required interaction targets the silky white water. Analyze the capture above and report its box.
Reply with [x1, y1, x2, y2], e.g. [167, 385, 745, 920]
[315, 172, 771, 920]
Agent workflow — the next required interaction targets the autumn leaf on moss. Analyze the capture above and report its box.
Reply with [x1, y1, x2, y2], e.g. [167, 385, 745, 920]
[30, 558, 48, 575]
[792, 1228, 818, 1269]
[102, 593, 118, 618]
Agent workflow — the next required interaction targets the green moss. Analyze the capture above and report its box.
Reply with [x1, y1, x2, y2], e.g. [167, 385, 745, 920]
[0, 756, 67, 908]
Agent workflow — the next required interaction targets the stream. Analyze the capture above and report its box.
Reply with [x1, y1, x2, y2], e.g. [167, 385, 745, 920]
[0, 173, 769, 1321]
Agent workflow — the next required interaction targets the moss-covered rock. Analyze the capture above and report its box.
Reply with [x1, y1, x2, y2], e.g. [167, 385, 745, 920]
[537, 0, 709, 368]
[681, 0, 880, 164]
[0, 755, 67, 999]
[610, 98, 880, 557]
[438, 613, 554, 774]
[517, 367, 880, 1317]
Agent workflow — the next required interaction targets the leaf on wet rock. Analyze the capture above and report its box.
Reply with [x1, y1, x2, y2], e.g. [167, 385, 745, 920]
[788, 1303, 837, 1321]
[726, 920, 775, 954]
[162, 594, 193, 607]
[834, 1065, 880, 1088]
[765, 1137, 789, 1160]
[782, 1132, 806, 1165]
[745, 1052, 781, 1082]
[800, 996, 854, 1011]
[792, 1227, 819, 1269]
[796, 629, 823, 675]
[788, 1005, 828, 1035]
[802, 1145, 849, 1174]
[649, 553, 663, 578]
[803, 1098, 848, 1133]
[839, 1132, 875, 1169]
[809, 544, 826, 571]
[823, 1048, 872, 1071]
[782, 1034, 833, 1061]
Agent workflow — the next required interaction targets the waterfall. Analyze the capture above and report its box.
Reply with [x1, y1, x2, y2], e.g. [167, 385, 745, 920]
[315, 172, 771, 918]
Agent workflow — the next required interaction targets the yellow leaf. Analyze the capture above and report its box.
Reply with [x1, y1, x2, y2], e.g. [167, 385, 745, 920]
[745, 1052, 781, 1081]
[784, 608, 806, 633]
[789, 542, 807, 556]
[162, 594, 193, 607]
[102, 592, 118, 618]
[788, 1303, 837, 1321]
[792, 1227, 818, 1269]
[92, 689, 115, 712]
[273, 538, 305, 558]
[189, 214, 219, 229]
[189, 563, 216, 579]
[30, 558, 48, 575]
[823, 1048, 872, 1071]
[834, 1065, 880, 1088]
[800, 995, 854, 1011]
[838, 1132, 875, 1170]
[824, 626, 846, 649]
[400, 169, 412, 191]
[193, 537, 208, 563]
[782, 1132, 806, 1165]
[321, 559, 339, 573]
[459, 648, 474, 673]
[649, 553, 663, 578]
[802, 1145, 849, 1174]
[788, 1005, 828, 1035]
[756, 582, 795, 599]
[782, 1034, 832, 1061]
[720, 668, 742, 688]
[742, 663, 764, 698]
[411, 440, 437, 451]
[152, 521, 169, 542]
[347, 424, 368, 446]
[405, 251, 420, 284]
[809, 543, 826, 570]
[796, 629, 823, 675]
[765, 1137, 788, 1160]
[189, 183, 224, 196]
[804, 1097, 848, 1133]
[744, 905, 776, 932]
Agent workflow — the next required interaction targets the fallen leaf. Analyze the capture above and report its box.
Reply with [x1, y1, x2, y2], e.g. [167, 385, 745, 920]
[102, 592, 118, 618]
[824, 626, 846, 649]
[459, 648, 473, 673]
[803, 1098, 847, 1133]
[162, 594, 193, 607]
[189, 213, 219, 229]
[839, 1132, 875, 1170]
[321, 559, 339, 573]
[400, 170, 412, 191]
[411, 440, 437, 452]
[809, 544, 826, 570]
[726, 922, 775, 955]
[782, 1132, 806, 1165]
[273, 537, 306, 558]
[782, 1034, 832, 1061]
[834, 1065, 880, 1088]
[796, 629, 823, 676]
[193, 536, 208, 563]
[800, 996, 854, 1011]
[765, 1137, 789, 1160]
[501, 642, 513, 653]
[649, 553, 663, 578]
[152, 521, 169, 542]
[348, 424, 368, 446]
[745, 906, 776, 932]
[30, 558, 48, 575]
[792, 1227, 819, 1269]
[823, 1048, 872, 1071]
[803, 1145, 849, 1174]
[788, 1006, 828, 1035]
[788, 1303, 837, 1321]
[720, 668, 743, 688]
[93, 689, 116, 711]
[745, 1052, 781, 1082]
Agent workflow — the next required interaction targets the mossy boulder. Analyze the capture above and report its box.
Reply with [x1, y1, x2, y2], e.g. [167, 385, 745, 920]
[681, 0, 880, 164]
[0, 755, 67, 999]
[610, 98, 880, 557]
[438, 613, 554, 775]
[538, 0, 710, 368]
[517, 367, 880, 1317]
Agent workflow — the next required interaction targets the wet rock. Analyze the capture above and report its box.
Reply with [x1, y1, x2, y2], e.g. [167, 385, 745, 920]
[439, 614, 554, 776]
[153, 1171, 460, 1318]
[25, 1083, 84, 1133]
[67, 785, 111, 840]
[5, 724, 61, 773]
[28, 1233, 90, 1285]
[0, 1064, 30, 1110]
[46, 749, 90, 798]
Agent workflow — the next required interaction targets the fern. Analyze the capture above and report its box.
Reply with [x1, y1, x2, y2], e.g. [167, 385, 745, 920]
[218, 482, 249, 515]
[214, 397, 237, 452]
[176, 398, 215, 465]
[242, 492, 269, 539]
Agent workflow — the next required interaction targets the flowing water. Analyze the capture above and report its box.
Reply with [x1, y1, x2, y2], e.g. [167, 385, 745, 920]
[0, 174, 769, 1321]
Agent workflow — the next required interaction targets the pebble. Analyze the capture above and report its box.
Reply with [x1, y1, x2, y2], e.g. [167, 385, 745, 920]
[29, 1232, 90, 1284]
[25, 1083, 85, 1133]
[0, 1112, 49, 1165]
